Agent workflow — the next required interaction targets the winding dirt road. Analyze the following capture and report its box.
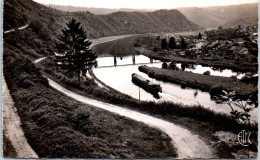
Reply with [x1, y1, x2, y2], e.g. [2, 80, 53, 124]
[4, 24, 29, 34]
[47, 78, 213, 158]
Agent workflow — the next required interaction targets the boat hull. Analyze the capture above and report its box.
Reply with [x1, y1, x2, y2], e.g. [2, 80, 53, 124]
[131, 73, 162, 99]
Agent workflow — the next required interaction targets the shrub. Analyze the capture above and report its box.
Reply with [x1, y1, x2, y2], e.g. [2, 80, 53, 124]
[161, 38, 167, 50]
[162, 62, 168, 69]
[153, 47, 158, 52]
[203, 70, 211, 75]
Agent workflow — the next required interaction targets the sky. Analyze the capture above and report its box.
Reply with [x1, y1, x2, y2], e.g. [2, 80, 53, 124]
[33, 0, 258, 9]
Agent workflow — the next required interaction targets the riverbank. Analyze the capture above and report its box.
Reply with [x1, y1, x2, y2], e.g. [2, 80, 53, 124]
[138, 65, 257, 98]
[135, 47, 258, 73]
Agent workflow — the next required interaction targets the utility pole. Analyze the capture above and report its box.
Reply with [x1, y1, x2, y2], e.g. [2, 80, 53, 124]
[139, 87, 140, 101]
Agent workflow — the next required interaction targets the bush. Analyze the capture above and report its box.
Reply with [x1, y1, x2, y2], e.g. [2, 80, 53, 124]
[161, 38, 167, 50]
[203, 70, 211, 75]
[153, 47, 158, 52]
[162, 62, 168, 69]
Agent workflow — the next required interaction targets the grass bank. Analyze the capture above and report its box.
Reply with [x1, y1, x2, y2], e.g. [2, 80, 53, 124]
[139, 65, 257, 98]
[3, 47, 177, 158]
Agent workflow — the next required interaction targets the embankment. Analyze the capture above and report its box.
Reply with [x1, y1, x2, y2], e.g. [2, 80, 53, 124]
[139, 65, 257, 97]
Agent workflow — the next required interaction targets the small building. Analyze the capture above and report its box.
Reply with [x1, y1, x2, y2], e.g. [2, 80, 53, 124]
[201, 41, 209, 48]
[195, 42, 204, 49]
[178, 51, 186, 57]
[233, 38, 245, 45]
[208, 40, 219, 48]
[228, 46, 248, 55]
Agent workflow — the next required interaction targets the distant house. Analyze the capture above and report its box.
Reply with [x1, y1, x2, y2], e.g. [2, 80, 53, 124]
[195, 42, 204, 49]
[233, 38, 245, 45]
[201, 41, 209, 48]
[238, 47, 249, 55]
[193, 39, 200, 43]
[228, 46, 249, 55]
[208, 40, 219, 48]
[225, 40, 234, 46]
[178, 51, 186, 57]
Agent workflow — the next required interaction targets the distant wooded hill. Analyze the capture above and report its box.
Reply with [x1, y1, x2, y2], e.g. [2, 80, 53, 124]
[175, 3, 258, 29]
[4, 0, 200, 39]
[49, 3, 258, 29]
[48, 4, 155, 15]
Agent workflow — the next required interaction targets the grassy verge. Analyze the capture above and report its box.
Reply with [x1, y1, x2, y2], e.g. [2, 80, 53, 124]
[139, 65, 257, 98]
[3, 132, 17, 158]
[3, 47, 177, 158]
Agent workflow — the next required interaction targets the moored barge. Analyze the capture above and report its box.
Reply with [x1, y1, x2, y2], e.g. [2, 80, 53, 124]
[131, 73, 162, 98]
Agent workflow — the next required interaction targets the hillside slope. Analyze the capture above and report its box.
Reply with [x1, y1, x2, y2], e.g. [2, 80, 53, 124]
[35, 2, 258, 29]
[4, 0, 201, 38]
[223, 15, 258, 28]
[48, 4, 155, 15]
[177, 7, 225, 28]
[177, 3, 258, 28]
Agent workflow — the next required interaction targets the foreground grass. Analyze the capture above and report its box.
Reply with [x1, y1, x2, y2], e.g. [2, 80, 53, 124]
[3, 47, 177, 158]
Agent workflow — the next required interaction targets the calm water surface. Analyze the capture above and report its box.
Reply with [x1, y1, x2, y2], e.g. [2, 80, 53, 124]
[93, 55, 257, 121]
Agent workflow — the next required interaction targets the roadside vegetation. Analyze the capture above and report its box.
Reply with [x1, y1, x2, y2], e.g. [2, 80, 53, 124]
[3, 133, 17, 157]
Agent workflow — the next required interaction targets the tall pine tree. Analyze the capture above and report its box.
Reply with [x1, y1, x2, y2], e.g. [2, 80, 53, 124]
[180, 37, 187, 49]
[168, 37, 176, 49]
[57, 19, 97, 86]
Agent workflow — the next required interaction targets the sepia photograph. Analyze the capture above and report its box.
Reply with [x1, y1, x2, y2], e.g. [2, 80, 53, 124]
[2, 0, 258, 159]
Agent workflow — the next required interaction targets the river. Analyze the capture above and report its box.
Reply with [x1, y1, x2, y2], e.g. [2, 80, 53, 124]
[92, 38, 257, 122]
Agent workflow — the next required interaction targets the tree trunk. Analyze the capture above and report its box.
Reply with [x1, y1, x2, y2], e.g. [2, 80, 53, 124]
[77, 70, 81, 86]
